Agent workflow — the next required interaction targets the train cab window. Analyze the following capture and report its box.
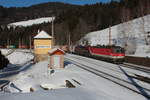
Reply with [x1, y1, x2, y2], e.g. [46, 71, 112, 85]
[113, 48, 124, 53]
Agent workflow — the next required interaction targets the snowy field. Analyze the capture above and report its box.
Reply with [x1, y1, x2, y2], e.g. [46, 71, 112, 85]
[0, 50, 149, 100]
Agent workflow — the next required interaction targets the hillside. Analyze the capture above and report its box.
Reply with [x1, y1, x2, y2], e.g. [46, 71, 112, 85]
[0, 2, 78, 25]
[80, 14, 150, 56]
[0, 0, 149, 46]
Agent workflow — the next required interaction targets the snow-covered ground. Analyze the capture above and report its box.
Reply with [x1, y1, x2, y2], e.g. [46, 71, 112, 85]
[66, 54, 150, 89]
[0, 49, 34, 65]
[8, 17, 55, 27]
[1, 49, 11, 55]
[6, 50, 33, 65]
[0, 49, 34, 81]
[129, 45, 150, 57]
[0, 50, 149, 100]
[80, 14, 150, 57]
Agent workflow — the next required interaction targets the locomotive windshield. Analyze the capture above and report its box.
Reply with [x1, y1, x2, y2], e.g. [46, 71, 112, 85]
[113, 47, 124, 53]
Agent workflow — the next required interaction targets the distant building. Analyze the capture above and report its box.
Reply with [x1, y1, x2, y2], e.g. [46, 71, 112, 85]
[34, 30, 53, 62]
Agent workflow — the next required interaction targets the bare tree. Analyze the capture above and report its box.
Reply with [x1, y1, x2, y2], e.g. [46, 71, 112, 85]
[72, 18, 89, 45]
[138, 1, 149, 45]
[119, 7, 136, 54]
[120, 8, 132, 43]
[146, 0, 150, 14]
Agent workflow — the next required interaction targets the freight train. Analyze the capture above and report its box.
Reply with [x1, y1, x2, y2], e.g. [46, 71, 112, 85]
[74, 45, 125, 63]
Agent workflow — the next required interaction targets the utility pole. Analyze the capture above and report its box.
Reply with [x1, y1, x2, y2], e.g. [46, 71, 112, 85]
[7, 38, 9, 46]
[29, 35, 32, 50]
[22, 38, 24, 48]
[68, 33, 71, 47]
[68, 33, 71, 52]
[19, 38, 21, 48]
[51, 16, 54, 48]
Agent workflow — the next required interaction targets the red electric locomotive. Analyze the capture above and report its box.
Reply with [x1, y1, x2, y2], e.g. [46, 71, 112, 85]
[74, 45, 125, 63]
[89, 45, 125, 62]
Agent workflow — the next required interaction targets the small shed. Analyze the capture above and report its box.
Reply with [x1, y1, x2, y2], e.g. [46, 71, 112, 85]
[48, 48, 65, 69]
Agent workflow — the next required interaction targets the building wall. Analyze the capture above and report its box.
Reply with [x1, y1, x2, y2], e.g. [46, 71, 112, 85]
[34, 39, 52, 55]
[34, 54, 48, 62]
[48, 55, 64, 69]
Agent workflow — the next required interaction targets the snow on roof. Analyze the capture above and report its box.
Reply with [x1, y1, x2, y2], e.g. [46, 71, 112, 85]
[34, 30, 52, 39]
[8, 17, 55, 27]
[48, 48, 65, 54]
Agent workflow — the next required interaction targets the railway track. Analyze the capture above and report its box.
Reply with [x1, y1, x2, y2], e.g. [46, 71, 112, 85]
[120, 63, 150, 74]
[119, 63, 150, 84]
[68, 54, 150, 84]
[69, 55, 137, 75]
[69, 53, 150, 77]
[65, 56, 150, 99]
[71, 53, 150, 74]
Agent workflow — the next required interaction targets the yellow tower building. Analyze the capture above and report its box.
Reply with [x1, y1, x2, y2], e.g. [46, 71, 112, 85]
[34, 30, 53, 62]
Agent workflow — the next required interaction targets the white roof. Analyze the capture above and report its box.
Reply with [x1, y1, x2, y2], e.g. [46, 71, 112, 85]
[34, 30, 53, 39]
[48, 48, 65, 54]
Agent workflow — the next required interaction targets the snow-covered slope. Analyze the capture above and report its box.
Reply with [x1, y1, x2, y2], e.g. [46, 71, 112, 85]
[0, 49, 34, 65]
[1, 49, 11, 55]
[80, 14, 150, 56]
[8, 17, 55, 27]
[7, 50, 34, 65]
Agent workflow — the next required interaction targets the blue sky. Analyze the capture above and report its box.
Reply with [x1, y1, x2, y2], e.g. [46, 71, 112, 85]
[0, 0, 112, 7]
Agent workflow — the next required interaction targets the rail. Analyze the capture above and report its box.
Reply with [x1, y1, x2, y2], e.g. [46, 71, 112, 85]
[65, 56, 150, 99]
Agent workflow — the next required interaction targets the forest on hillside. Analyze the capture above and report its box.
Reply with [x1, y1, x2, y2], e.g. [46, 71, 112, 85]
[0, 0, 149, 46]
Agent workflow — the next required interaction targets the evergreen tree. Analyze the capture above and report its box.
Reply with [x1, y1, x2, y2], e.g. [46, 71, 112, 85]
[0, 50, 9, 69]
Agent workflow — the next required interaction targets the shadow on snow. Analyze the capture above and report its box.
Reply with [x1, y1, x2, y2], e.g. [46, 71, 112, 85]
[118, 66, 150, 99]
